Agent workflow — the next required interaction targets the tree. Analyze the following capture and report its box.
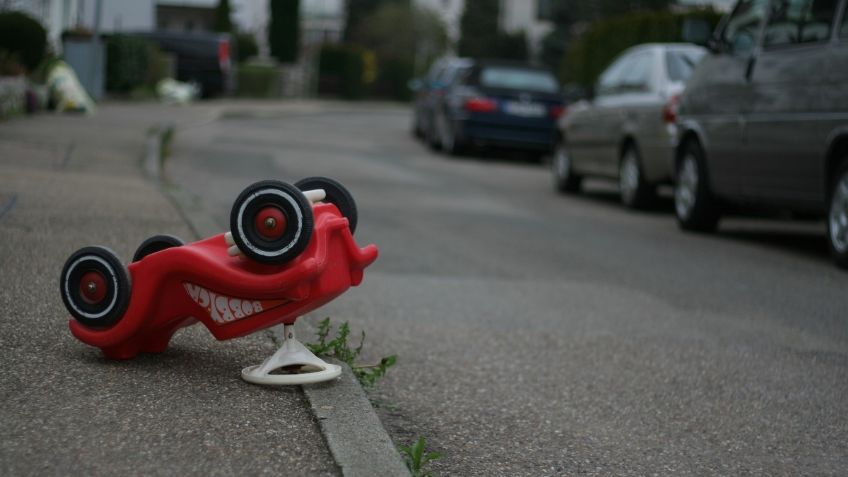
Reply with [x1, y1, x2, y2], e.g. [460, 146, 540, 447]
[457, 0, 499, 59]
[350, 3, 447, 100]
[214, 0, 233, 33]
[344, 0, 408, 41]
[457, 0, 527, 61]
[268, 0, 300, 63]
[0, 11, 47, 72]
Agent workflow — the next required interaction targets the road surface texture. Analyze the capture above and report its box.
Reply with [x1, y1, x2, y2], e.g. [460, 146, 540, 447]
[166, 100, 848, 476]
[0, 104, 338, 476]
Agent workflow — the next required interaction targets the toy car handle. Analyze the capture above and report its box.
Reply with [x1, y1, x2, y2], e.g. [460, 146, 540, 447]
[225, 188, 326, 257]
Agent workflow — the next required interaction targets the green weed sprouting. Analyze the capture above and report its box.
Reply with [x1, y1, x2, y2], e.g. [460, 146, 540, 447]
[399, 436, 442, 477]
[306, 317, 396, 389]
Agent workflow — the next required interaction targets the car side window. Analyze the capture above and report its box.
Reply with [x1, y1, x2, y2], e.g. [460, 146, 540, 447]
[840, 1, 848, 37]
[618, 51, 654, 92]
[721, 0, 770, 55]
[764, 0, 839, 47]
[597, 55, 632, 96]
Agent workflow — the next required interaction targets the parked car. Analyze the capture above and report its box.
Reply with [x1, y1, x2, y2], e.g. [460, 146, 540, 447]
[552, 43, 707, 209]
[133, 31, 234, 97]
[674, 0, 848, 268]
[430, 60, 565, 156]
[410, 58, 472, 145]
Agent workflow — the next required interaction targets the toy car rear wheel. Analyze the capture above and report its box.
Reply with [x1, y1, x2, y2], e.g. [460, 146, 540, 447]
[230, 180, 314, 264]
[295, 176, 358, 234]
[132, 234, 185, 262]
[60, 246, 131, 328]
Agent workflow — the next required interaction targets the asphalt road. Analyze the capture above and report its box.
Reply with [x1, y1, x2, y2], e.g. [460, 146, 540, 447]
[168, 100, 848, 476]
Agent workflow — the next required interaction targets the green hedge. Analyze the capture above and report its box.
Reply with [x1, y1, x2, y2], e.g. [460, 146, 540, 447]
[0, 11, 47, 72]
[319, 45, 365, 100]
[235, 33, 258, 63]
[236, 64, 281, 97]
[105, 35, 150, 93]
[373, 58, 413, 101]
[562, 8, 722, 89]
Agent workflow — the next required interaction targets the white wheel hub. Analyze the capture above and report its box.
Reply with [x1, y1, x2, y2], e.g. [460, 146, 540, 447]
[830, 171, 848, 254]
[620, 151, 640, 203]
[555, 146, 570, 179]
[676, 154, 699, 220]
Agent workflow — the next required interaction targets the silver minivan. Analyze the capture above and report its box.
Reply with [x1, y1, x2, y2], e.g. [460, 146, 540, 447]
[674, 0, 848, 268]
[553, 43, 706, 209]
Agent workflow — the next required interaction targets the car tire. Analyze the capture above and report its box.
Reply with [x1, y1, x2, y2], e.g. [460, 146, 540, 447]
[426, 114, 442, 151]
[60, 246, 131, 328]
[132, 234, 184, 262]
[552, 142, 581, 193]
[229, 180, 314, 265]
[827, 160, 848, 268]
[439, 116, 465, 156]
[619, 145, 655, 209]
[674, 140, 720, 232]
[295, 176, 358, 234]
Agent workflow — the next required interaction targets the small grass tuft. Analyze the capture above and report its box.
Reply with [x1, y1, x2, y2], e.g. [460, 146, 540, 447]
[399, 436, 442, 477]
[306, 317, 396, 389]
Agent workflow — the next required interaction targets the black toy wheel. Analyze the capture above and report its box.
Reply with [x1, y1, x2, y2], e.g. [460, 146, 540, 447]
[60, 246, 131, 328]
[295, 176, 358, 234]
[132, 234, 185, 262]
[229, 180, 314, 264]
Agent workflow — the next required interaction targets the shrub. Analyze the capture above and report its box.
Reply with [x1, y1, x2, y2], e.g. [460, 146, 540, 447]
[561, 8, 723, 90]
[236, 64, 281, 97]
[105, 35, 150, 93]
[235, 33, 259, 63]
[0, 11, 48, 72]
[319, 45, 365, 100]
[374, 58, 414, 101]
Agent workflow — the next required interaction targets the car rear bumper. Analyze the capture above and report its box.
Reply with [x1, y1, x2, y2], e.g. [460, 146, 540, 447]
[456, 118, 558, 152]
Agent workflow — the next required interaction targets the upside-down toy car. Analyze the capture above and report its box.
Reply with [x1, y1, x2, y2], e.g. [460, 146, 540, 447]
[59, 177, 378, 385]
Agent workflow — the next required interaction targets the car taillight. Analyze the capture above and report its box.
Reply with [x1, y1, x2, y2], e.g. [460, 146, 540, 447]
[662, 94, 680, 124]
[549, 105, 566, 119]
[464, 97, 498, 113]
[218, 39, 231, 72]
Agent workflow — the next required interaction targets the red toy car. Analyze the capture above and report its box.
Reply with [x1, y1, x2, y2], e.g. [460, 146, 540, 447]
[60, 177, 378, 385]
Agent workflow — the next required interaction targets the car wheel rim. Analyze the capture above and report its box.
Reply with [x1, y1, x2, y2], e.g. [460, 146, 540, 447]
[830, 172, 848, 253]
[620, 152, 639, 203]
[555, 146, 570, 179]
[675, 154, 698, 220]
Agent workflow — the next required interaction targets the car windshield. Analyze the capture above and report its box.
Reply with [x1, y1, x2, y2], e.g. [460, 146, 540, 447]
[665, 49, 706, 82]
[479, 67, 559, 93]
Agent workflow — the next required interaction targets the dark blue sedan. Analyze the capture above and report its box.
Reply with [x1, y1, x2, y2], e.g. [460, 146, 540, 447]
[431, 60, 565, 157]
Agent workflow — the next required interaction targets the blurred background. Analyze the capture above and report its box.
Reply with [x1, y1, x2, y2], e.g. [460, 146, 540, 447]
[0, 0, 727, 106]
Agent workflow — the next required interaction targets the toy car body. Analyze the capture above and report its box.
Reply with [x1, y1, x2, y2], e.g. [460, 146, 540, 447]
[61, 178, 377, 384]
[70, 203, 376, 359]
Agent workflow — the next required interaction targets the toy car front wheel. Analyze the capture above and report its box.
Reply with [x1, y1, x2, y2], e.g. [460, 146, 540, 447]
[230, 180, 314, 264]
[132, 234, 185, 262]
[60, 246, 131, 328]
[295, 176, 358, 233]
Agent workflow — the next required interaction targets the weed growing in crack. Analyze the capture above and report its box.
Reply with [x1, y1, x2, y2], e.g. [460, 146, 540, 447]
[306, 317, 396, 389]
[399, 436, 442, 477]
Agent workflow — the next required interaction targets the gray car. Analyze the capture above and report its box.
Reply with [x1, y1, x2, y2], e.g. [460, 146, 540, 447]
[674, 0, 848, 268]
[553, 43, 706, 209]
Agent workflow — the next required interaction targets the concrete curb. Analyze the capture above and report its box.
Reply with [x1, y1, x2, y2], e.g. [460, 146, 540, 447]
[147, 124, 410, 477]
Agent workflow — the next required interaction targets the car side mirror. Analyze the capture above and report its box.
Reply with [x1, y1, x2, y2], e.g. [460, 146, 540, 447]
[706, 36, 722, 54]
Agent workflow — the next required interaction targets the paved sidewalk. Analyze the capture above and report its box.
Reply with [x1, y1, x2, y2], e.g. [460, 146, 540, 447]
[0, 103, 338, 476]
